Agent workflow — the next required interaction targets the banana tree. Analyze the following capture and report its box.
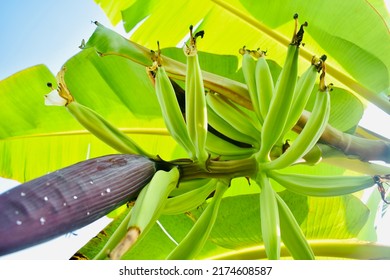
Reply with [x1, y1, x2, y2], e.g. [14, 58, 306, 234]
[0, 0, 389, 260]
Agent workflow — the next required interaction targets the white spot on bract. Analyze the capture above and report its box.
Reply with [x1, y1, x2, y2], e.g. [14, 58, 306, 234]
[46, 182, 50, 186]
[20, 192, 26, 197]
[106, 188, 111, 193]
[40, 217, 46, 225]
[73, 195, 78, 200]
[44, 196, 49, 201]
[86, 212, 90, 216]
[14, 210, 19, 215]
[16, 220, 22, 225]
[100, 192, 105, 196]
[89, 181, 94, 185]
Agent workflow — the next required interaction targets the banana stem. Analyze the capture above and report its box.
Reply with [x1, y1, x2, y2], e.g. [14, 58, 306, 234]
[297, 111, 390, 163]
[207, 239, 390, 260]
[176, 156, 258, 180]
[90, 22, 251, 109]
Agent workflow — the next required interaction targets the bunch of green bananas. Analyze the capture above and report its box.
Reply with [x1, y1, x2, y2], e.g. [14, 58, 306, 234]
[2, 14, 388, 260]
[100, 15, 385, 260]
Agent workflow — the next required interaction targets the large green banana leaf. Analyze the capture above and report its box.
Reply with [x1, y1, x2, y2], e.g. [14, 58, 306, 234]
[95, 0, 390, 113]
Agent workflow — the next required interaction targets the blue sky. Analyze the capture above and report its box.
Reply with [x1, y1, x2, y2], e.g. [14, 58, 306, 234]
[0, 0, 126, 260]
[0, 0, 126, 80]
[0, 0, 389, 259]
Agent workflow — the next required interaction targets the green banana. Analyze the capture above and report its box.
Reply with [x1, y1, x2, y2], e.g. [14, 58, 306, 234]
[268, 170, 376, 197]
[257, 172, 280, 260]
[207, 100, 258, 146]
[240, 47, 263, 123]
[266, 71, 330, 170]
[275, 193, 315, 260]
[206, 91, 261, 146]
[254, 50, 274, 121]
[184, 26, 209, 166]
[66, 102, 151, 157]
[153, 61, 196, 158]
[162, 179, 218, 215]
[47, 67, 151, 158]
[166, 179, 229, 260]
[257, 16, 305, 162]
[93, 208, 134, 259]
[281, 55, 324, 138]
[169, 178, 212, 196]
[257, 43, 299, 162]
[109, 167, 180, 259]
[206, 131, 256, 160]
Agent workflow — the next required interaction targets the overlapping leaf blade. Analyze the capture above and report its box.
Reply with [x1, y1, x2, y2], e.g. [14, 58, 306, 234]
[94, 0, 390, 112]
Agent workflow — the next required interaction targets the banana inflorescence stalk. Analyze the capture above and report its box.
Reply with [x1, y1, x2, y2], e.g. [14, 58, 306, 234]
[3, 14, 388, 261]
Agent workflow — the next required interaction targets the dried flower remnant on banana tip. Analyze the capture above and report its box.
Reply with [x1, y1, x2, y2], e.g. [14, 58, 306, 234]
[183, 25, 204, 56]
[374, 175, 390, 204]
[45, 67, 74, 106]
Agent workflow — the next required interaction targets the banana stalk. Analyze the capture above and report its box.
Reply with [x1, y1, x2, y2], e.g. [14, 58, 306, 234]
[166, 179, 229, 260]
[109, 167, 180, 259]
